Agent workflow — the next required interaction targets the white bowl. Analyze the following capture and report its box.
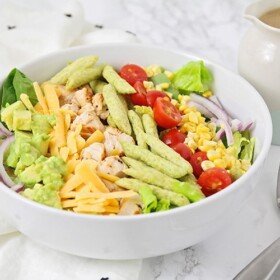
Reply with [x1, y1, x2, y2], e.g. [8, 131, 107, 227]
[0, 43, 272, 260]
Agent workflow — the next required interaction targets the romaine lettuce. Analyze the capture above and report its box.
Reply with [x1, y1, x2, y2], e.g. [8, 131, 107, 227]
[171, 60, 212, 94]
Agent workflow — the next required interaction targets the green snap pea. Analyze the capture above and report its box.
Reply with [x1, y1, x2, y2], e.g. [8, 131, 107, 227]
[103, 65, 136, 94]
[102, 84, 131, 135]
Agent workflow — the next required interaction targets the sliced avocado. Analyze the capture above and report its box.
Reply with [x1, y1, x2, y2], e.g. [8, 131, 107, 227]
[5, 142, 18, 168]
[13, 109, 32, 131]
[150, 73, 179, 99]
[32, 133, 50, 156]
[18, 165, 41, 188]
[1, 101, 26, 130]
[150, 73, 171, 85]
[31, 113, 54, 135]
[14, 130, 32, 140]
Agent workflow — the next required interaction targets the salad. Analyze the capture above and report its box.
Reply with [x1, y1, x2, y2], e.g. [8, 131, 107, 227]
[0, 56, 255, 215]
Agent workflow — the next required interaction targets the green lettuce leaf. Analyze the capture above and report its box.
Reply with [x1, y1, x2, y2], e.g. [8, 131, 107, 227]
[231, 131, 250, 158]
[231, 131, 255, 162]
[172, 60, 213, 94]
[156, 198, 170, 212]
[0, 68, 37, 110]
[240, 137, 256, 163]
[139, 185, 157, 213]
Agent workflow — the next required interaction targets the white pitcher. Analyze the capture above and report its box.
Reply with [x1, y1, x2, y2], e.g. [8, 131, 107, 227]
[238, 0, 280, 144]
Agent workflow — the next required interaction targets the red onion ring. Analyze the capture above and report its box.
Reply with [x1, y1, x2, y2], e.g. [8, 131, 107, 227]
[0, 135, 16, 187]
[190, 93, 229, 122]
[0, 122, 13, 137]
[187, 100, 214, 118]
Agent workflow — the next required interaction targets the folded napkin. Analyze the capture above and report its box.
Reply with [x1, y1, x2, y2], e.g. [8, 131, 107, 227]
[0, 233, 142, 280]
[0, 0, 142, 278]
[0, 0, 138, 75]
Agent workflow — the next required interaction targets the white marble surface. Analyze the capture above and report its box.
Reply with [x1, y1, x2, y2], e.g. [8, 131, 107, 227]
[80, 0, 280, 279]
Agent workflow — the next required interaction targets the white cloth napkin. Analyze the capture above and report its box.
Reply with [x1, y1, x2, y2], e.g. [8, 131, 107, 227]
[0, 233, 142, 280]
[0, 0, 139, 75]
[0, 0, 142, 279]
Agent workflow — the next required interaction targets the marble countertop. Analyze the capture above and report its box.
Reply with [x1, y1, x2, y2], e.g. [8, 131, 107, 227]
[80, 0, 280, 279]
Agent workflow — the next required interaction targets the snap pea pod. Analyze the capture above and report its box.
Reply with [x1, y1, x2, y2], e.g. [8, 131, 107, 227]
[102, 84, 131, 135]
[142, 132, 193, 175]
[133, 106, 153, 117]
[107, 115, 116, 128]
[122, 157, 205, 202]
[120, 141, 187, 178]
[89, 80, 107, 93]
[116, 178, 189, 207]
[128, 110, 147, 149]
[50, 55, 99, 85]
[66, 64, 105, 90]
[103, 65, 136, 94]
[142, 113, 158, 139]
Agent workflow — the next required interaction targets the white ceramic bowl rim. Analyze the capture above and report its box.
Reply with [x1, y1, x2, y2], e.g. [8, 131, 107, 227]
[0, 43, 273, 221]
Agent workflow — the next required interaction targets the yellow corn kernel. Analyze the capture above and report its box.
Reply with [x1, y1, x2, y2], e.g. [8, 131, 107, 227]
[164, 70, 173, 80]
[198, 145, 213, 152]
[196, 124, 209, 133]
[213, 159, 227, 169]
[184, 122, 196, 133]
[202, 90, 213, 98]
[143, 81, 155, 91]
[199, 133, 212, 142]
[186, 139, 198, 151]
[145, 65, 162, 77]
[207, 150, 221, 161]
[184, 107, 196, 114]
[226, 146, 236, 156]
[155, 83, 169, 91]
[208, 122, 216, 132]
[201, 160, 215, 171]
[171, 99, 178, 106]
[144, 68, 154, 78]
[189, 111, 199, 124]
[224, 156, 236, 169]
[186, 132, 199, 142]
[179, 105, 187, 112]
[179, 127, 188, 134]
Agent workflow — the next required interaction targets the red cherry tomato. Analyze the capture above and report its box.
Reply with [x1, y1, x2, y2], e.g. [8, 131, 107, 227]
[153, 98, 182, 129]
[119, 64, 148, 85]
[162, 129, 186, 146]
[146, 90, 170, 108]
[189, 151, 208, 178]
[197, 167, 232, 197]
[170, 143, 193, 161]
[129, 81, 148, 106]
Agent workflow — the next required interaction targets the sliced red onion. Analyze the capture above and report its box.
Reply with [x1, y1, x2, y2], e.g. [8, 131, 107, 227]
[11, 183, 24, 193]
[210, 117, 218, 124]
[187, 100, 215, 118]
[231, 119, 243, 132]
[0, 135, 16, 187]
[214, 128, 225, 141]
[209, 95, 223, 108]
[241, 119, 255, 131]
[190, 93, 229, 122]
[216, 119, 234, 146]
[0, 122, 13, 137]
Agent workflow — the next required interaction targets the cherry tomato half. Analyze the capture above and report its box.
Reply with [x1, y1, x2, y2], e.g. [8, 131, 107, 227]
[153, 98, 182, 129]
[162, 129, 186, 146]
[129, 81, 148, 106]
[170, 143, 193, 161]
[189, 151, 208, 178]
[119, 64, 148, 85]
[146, 90, 170, 108]
[197, 167, 232, 197]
